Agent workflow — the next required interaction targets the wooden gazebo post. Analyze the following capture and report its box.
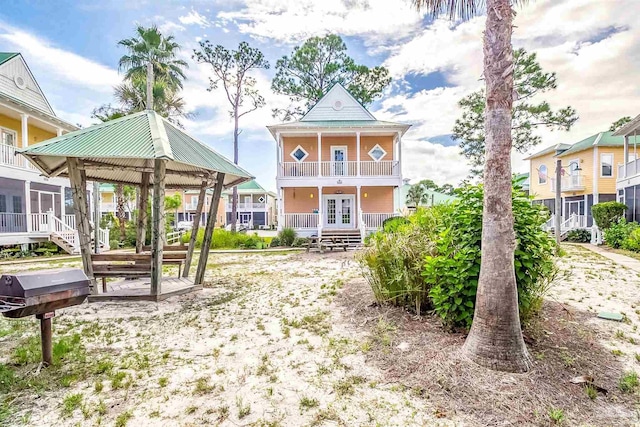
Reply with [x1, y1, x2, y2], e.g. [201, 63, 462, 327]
[151, 159, 166, 297]
[67, 158, 96, 292]
[136, 172, 150, 253]
[194, 173, 225, 286]
[183, 180, 207, 278]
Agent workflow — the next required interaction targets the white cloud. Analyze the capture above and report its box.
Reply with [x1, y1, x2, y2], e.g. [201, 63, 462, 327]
[179, 9, 210, 27]
[0, 23, 121, 92]
[216, 0, 424, 47]
[402, 138, 470, 186]
[158, 20, 186, 33]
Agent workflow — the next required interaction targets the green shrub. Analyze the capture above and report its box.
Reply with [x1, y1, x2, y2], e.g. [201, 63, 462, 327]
[292, 237, 309, 247]
[604, 219, 638, 249]
[358, 207, 446, 315]
[270, 237, 281, 247]
[180, 229, 266, 249]
[278, 228, 296, 247]
[381, 216, 409, 233]
[566, 229, 591, 243]
[622, 228, 640, 252]
[359, 183, 557, 329]
[592, 201, 627, 230]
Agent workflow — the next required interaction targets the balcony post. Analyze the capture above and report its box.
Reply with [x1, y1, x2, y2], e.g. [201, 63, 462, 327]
[317, 132, 322, 177]
[25, 181, 31, 233]
[397, 131, 402, 176]
[356, 132, 361, 176]
[317, 186, 323, 237]
[20, 114, 28, 167]
[276, 132, 281, 178]
[554, 158, 561, 246]
[593, 146, 599, 205]
[277, 187, 283, 231]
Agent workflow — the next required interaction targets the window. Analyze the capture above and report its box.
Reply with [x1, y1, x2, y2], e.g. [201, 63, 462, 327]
[1, 128, 16, 146]
[601, 153, 613, 177]
[0, 195, 5, 212]
[258, 195, 266, 203]
[538, 165, 548, 184]
[290, 145, 309, 162]
[368, 144, 387, 162]
[12, 196, 22, 213]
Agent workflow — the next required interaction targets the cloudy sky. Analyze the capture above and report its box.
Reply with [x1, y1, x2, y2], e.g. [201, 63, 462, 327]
[1, 0, 639, 190]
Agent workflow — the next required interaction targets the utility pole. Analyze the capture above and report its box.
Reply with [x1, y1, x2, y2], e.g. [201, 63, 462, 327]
[554, 158, 562, 247]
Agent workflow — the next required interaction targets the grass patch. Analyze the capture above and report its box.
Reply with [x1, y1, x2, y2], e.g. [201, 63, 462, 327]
[619, 371, 639, 393]
[299, 396, 319, 411]
[61, 393, 83, 417]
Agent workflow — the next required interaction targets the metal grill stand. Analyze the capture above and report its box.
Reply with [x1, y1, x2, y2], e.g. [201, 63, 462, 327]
[36, 312, 54, 366]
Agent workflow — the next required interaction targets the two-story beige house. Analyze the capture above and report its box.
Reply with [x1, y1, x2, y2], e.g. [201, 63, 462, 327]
[267, 84, 410, 241]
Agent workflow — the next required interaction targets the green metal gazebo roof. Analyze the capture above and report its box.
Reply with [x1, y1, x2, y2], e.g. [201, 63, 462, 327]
[19, 110, 253, 189]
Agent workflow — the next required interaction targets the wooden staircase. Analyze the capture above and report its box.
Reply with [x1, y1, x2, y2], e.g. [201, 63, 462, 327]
[320, 229, 362, 248]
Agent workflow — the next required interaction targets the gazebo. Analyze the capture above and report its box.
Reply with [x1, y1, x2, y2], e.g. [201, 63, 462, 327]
[19, 110, 253, 300]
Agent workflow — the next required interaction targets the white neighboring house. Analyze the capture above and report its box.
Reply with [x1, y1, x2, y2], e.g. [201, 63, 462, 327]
[223, 180, 277, 229]
[0, 52, 107, 253]
[267, 83, 410, 241]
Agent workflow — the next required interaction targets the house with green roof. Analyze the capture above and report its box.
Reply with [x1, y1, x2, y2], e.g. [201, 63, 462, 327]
[266, 83, 410, 240]
[526, 130, 624, 229]
[221, 180, 277, 228]
[0, 52, 97, 251]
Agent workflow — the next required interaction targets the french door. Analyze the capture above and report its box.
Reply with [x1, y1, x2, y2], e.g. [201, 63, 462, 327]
[323, 195, 354, 229]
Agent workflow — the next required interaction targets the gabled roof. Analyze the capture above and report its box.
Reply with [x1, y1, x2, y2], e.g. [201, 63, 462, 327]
[222, 179, 269, 195]
[0, 52, 55, 116]
[301, 83, 375, 122]
[557, 131, 623, 157]
[19, 110, 253, 189]
[0, 53, 18, 66]
[524, 143, 572, 160]
[267, 83, 411, 138]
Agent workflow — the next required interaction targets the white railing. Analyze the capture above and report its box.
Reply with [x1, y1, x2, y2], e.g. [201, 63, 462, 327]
[619, 159, 640, 181]
[0, 213, 27, 233]
[98, 228, 110, 250]
[29, 213, 50, 233]
[550, 175, 585, 192]
[280, 162, 318, 177]
[283, 213, 319, 229]
[0, 143, 38, 169]
[362, 213, 398, 229]
[63, 214, 76, 229]
[167, 230, 184, 245]
[360, 161, 400, 176]
[231, 202, 266, 210]
[543, 214, 587, 231]
[320, 161, 357, 177]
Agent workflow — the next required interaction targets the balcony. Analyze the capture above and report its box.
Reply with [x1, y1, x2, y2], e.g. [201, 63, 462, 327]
[226, 202, 266, 211]
[279, 160, 400, 178]
[618, 159, 640, 182]
[550, 175, 585, 192]
[0, 143, 37, 171]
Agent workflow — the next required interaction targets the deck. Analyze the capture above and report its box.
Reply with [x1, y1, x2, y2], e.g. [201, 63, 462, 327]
[87, 277, 201, 303]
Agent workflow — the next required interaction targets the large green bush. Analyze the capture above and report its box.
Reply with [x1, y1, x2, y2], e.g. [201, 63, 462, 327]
[359, 183, 557, 329]
[604, 219, 638, 249]
[622, 228, 640, 252]
[180, 229, 267, 249]
[278, 228, 296, 247]
[592, 201, 627, 230]
[358, 207, 447, 315]
[566, 229, 591, 243]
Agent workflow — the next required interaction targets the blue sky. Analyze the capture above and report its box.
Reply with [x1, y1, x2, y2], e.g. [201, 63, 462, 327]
[2, 0, 640, 191]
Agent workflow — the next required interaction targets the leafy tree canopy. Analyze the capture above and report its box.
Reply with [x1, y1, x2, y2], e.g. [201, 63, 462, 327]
[610, 116, 632, 132]
[453, 48, 579, 176]
[271, 34, 391, 121]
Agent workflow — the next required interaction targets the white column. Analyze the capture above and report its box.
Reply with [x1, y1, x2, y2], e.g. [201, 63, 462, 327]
[59, 185, 65, 220]
[593, 146, 599, 205]
[276, 132, 281, 177]
[356, 185, 362, 227]
[624, 135, 629, 178]
[317, 185, 323, 236]
[584, 194, 589, 227]
[57, 128, 63, 137]
[20, 114, 28, 148]
[397, 132, 402, 177]
[317, 132, 322, 177]
[25, 181, 31, 233]
[356, 132, 361, 176]
[277, 187, 284, 231]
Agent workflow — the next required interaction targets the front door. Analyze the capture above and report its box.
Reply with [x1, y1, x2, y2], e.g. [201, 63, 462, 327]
[239, 213, 251, 225]
[324, 195, 354, 229]
[330, 146, 348, 176]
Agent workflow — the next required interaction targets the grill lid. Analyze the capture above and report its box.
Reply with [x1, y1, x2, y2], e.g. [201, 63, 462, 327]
[0, 269, 90, 298]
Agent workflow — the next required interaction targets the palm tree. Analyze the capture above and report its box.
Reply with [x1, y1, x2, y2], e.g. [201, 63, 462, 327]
[406, 184, 426, 207]
[413, 0, 532, 372]
[114, 75, 188, 124]
[118, 25, 188, 91]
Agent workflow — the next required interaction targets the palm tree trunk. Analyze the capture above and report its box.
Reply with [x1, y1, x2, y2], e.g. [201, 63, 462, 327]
[231, 111, 239, 232]
[461, 0, 532, 373]
[116, 184, 126, 242]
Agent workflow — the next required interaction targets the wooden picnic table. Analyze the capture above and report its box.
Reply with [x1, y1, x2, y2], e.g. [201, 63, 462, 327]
[306, 236, 348, 253]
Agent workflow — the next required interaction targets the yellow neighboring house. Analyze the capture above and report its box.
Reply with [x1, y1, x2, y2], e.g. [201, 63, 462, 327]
[0, 52, 106, 252]
[526, 131, 624, 228]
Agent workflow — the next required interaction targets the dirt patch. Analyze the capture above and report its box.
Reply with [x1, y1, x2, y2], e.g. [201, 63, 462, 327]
[336, 245, 640, 426]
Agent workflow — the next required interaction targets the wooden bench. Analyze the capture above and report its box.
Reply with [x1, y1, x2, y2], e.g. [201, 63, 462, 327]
[142, 245, 188, 277]
[91, 253, 152, 293]
[306, 236, 348, 253]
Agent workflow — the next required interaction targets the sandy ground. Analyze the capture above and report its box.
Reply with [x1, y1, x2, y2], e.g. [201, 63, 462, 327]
[0, 244, 639, 426]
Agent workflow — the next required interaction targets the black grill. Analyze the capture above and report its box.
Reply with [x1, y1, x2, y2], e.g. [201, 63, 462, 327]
[0, 269, 90, 365]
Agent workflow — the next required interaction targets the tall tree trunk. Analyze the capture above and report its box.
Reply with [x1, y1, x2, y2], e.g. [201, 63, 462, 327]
[116, 184, 126, 242]
[231, 112, 239, 232]
[461, 0, 532, 373]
